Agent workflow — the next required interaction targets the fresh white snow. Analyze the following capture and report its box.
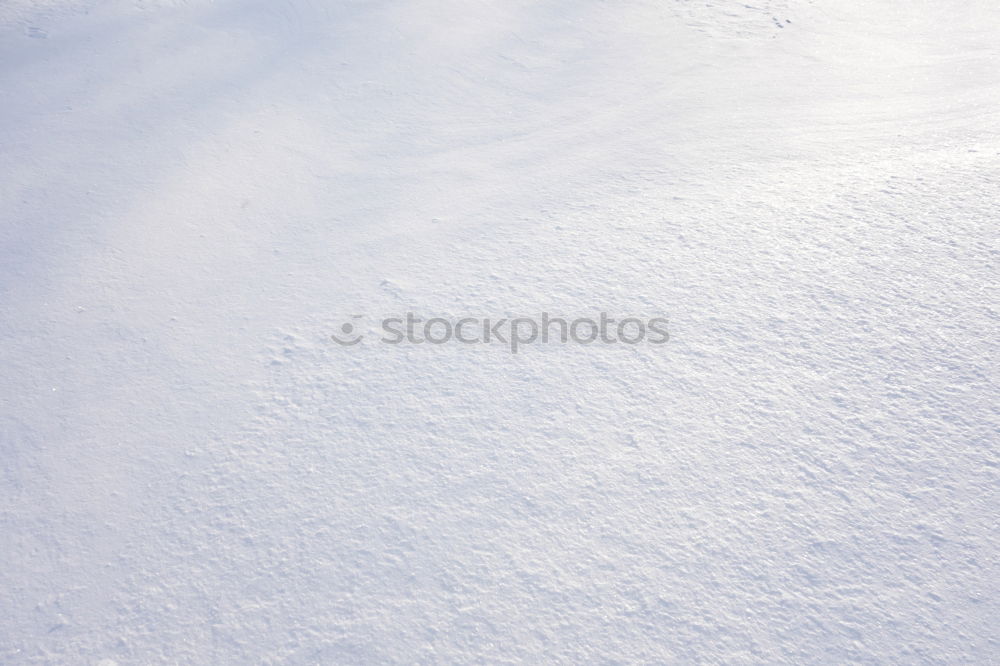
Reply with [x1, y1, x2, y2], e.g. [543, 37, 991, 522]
[1, 0, 999, 662]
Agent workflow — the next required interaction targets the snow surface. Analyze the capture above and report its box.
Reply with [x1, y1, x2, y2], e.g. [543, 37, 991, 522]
[2, 0, 999, 662]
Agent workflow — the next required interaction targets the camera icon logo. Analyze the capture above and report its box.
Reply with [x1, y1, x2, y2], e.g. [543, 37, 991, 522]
[331, 315, 364, 346]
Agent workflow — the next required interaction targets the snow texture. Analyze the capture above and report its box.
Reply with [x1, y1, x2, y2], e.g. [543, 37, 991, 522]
[1, 0, 999, 662]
